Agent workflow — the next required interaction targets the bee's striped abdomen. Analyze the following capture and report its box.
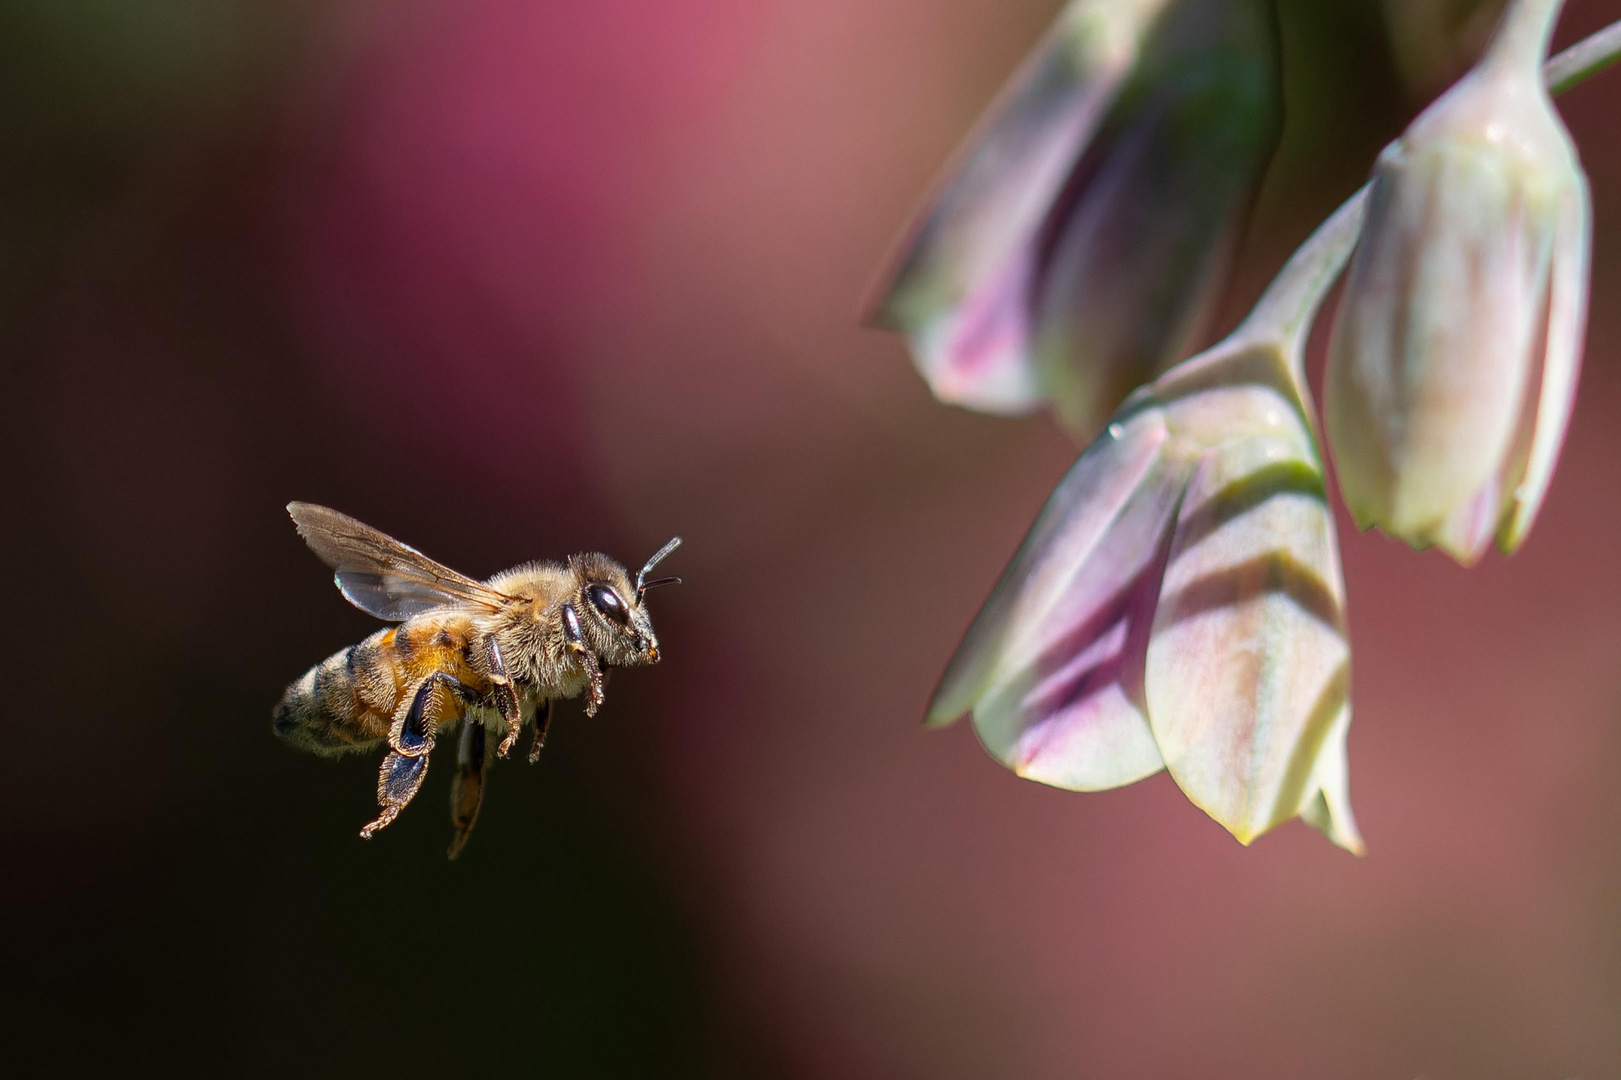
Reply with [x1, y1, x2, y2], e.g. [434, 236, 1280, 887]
[273, 628, 402, 757]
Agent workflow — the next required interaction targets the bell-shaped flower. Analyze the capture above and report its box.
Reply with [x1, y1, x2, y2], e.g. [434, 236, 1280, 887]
[1325, 0, 1590, 564]
[928, 200, 1369, 851]
[869, 0, 1282, 435]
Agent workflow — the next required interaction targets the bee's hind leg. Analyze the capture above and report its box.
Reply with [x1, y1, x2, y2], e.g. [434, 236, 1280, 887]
[447, 717, 489, 859]
[360, 672, 462, 840]
[361, 751, 430, 839]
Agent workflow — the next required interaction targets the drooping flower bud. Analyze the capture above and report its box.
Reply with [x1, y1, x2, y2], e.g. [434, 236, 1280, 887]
[1325, 0, 1590, 564]
[929, 198, 1369, 852]
[871, 0, 1282, 436]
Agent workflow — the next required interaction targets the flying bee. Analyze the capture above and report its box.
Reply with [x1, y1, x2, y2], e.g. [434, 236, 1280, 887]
[273, 502, 682, 857]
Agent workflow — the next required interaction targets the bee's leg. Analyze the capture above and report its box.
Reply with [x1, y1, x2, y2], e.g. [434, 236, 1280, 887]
[447, 717, 489, 859]
[561, 604, 605, 718]
[526, 698, 553, 765]
[361, 672, 462, 839]
[482, 637, 525, 758]
[361, 751, 430, 839]
[386, 671, 464, 757]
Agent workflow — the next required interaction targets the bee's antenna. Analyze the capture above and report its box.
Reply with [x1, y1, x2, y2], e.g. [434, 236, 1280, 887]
[636, 537, 683, 601]
[638, 575, 681, 597]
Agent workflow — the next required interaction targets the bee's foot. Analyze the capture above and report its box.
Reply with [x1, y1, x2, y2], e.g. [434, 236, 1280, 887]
[360, 804, 399, 839]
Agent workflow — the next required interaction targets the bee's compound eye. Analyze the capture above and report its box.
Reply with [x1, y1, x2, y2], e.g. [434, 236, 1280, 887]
[588, 584, 630, 626]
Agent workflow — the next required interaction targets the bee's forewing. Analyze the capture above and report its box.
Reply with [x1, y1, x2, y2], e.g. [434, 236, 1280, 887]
[287, 502, 511, 621]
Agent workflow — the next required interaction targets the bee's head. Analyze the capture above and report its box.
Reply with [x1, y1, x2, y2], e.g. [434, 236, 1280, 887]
[571, 538, 681, 667]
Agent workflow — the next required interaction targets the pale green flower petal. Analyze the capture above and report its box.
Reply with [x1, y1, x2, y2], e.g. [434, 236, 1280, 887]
[1144, 431, 1353, 848]
[1324, 0, 1590, 564]
[1297, 701, 1363, 854]
[1500, 180, 1591, 550]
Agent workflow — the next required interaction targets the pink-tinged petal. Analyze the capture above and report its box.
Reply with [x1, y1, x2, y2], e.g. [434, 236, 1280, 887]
[930, 403, 1193, 791]
[1144, 434, 1353, 847]
[1499, 180, 1591, 550]
[1433, 474, 1504, 566]
[874, 0, 1282, 433]
[986, 446, 1195, 790]
[872, 0, 1155, 413]
[905, 249, 1045, 414]
[1029, 0, 1283, 433]
[928, 402, 1163, 723]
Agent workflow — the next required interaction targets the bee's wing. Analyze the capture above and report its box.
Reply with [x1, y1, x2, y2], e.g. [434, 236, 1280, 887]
[287, 502, 512, 621]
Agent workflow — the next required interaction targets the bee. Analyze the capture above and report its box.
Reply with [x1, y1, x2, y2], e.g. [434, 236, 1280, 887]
[273, 502, 682, 857]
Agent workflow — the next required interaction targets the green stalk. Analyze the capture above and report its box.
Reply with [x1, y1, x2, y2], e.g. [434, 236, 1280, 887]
[1547, 19, 1621, 92]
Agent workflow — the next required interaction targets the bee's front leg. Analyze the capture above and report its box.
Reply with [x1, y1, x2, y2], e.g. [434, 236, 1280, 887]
[361, 672, 463, 840]
[561, 604, 605, 717]
[482, 637, 524, 758]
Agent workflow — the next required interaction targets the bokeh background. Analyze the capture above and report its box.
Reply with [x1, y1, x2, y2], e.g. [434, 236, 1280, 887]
[6, 0, 1621, 1075]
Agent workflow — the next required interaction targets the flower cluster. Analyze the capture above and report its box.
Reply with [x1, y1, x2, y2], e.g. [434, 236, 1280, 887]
[878, 0, 1602, 849]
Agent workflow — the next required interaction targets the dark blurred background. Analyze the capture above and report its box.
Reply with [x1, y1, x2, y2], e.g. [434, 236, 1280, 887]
[5, 0, 1620, 1075]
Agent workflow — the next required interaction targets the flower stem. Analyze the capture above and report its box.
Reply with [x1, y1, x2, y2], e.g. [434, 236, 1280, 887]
[1482, 0, 1566, 75]
[1239, 16, 1621, 366]
[1547, 19, 1621, 92]
[1236, 189, 1367, 359]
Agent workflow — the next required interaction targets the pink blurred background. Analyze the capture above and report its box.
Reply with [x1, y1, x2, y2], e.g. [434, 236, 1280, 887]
[6, 0, 1620, 1075]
